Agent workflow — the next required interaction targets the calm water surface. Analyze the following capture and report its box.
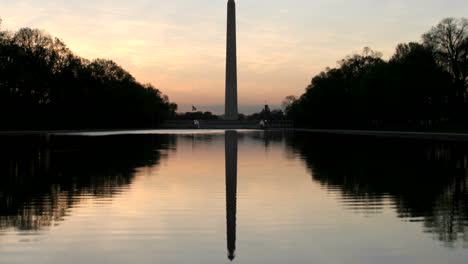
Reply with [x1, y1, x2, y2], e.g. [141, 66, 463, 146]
[1, 130, 468, 264]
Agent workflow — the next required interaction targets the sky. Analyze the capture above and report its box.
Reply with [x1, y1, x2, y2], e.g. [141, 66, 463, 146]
[1, 0, 468, 113]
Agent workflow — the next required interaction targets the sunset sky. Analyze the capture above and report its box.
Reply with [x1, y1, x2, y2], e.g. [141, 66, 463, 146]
[2, 0, 468, 113]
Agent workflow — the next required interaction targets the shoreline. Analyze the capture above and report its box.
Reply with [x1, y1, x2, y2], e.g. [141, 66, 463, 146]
[0, 128, 152, 136]
[3, 128, 468, 141]
[295, 128, 468, 141]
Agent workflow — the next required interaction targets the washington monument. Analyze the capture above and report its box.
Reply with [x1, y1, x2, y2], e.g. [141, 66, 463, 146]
[225, 0, 238, 120]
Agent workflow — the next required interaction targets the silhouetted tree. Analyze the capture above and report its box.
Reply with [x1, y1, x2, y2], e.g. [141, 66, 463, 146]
[286, 19, 466, 129]
[287, 47, 385, 128]
[282, 95, 296, 112]
[387, 42, 453, 125]
[423, 18, 468, 98]
[0, 23, 177, 130]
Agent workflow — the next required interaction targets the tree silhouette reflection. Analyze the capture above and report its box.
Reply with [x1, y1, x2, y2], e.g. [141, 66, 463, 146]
[287, 132, 468, 247]
[0, 134, 174, 231]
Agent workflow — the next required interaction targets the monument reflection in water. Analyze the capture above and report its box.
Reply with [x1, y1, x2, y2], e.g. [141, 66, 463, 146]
[225, 130, 237, 261]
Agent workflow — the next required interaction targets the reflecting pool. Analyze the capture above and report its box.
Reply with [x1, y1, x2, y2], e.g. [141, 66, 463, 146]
[1, 130, 468, 264]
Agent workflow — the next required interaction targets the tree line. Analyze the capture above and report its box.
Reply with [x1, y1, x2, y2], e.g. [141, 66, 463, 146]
[0, 19, 177, 130]
[285, 18, 468, 130]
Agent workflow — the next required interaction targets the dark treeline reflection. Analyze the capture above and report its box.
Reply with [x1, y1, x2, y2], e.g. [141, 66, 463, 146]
[287, 132, 468, 246]
[0, 134, 175, 231]
[0, 20, 177, 130]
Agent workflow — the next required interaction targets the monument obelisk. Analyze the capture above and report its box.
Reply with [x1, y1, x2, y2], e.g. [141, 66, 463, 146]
[225, 0, 238, 120]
